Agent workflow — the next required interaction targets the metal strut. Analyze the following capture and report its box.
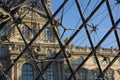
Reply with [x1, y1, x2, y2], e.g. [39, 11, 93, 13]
[98, 0, 120, 79]
[3, 0, 68, 79]
[75, 0, 104, 79]
[41, 0, 76, 80]
[0, 0, 119, 80]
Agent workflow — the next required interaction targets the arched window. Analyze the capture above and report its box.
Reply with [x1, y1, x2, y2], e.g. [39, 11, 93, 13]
[44, 27, 55, 41]
[22, 63, 34, 80]
[46, 68, 53, 80]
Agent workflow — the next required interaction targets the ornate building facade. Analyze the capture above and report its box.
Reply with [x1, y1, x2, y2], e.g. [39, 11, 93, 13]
[0, 0, 120, 80]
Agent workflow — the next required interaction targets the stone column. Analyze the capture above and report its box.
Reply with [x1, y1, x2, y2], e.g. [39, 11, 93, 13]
[14, 63, 17, 80]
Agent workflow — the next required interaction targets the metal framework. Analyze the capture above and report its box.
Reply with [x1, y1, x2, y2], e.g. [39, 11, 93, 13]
[0, 0, 120, 80]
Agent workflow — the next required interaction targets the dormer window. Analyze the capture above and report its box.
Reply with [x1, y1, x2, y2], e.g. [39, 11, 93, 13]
[32, 23, 39, 36]
[44, 27, 55, 41]
[106, 57, 110, 64]
[93, 57, 97, 64]
[47, 49, 52, 57]
[22, 26, 30, 39]
[79, 56, 84, 64]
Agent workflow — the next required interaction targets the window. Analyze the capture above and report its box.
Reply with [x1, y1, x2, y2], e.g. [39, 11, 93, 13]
[79, 72, 87, 80]
[22, 26, 30, 39]
[79, 69, 87, 80]
[91, 69, 100, 80]
[32, 23, 39, 35]
[46, 68, 53, 80]
[65, 72, 70, 80]
[0, 22, 11, 40]
[93, 71, 99, 79]
[79, 56, 84, 64]
[47, 49, 52, 57]
[93, 57, 97, 64]
[22, 63, 34, 80]
[35, 0, 44, 11]
[44, 27, 55, 41]
[0, 47, 8, 55]
[106, 57, 110, 64]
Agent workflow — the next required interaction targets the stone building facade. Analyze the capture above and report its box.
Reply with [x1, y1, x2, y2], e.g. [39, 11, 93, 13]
[0, 0, 120, 80]
[64, 46, 120, 80]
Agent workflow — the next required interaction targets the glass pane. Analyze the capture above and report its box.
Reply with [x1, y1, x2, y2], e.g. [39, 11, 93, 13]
[79, 70, 87, 80]
[80, 56, 84, 64]
[22, 64, 34, 80]
[106, 57, 110, 64]
[22, 76, 26, 80]
[27, 65, 32, 70]
[0, 47, 6, 55]
[46, 68, 53, 80]
[22, 26, 30, 39]
[44, 27, 55, 41]
[94, 58, 97, 64]
[28, 76, 31, 80]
